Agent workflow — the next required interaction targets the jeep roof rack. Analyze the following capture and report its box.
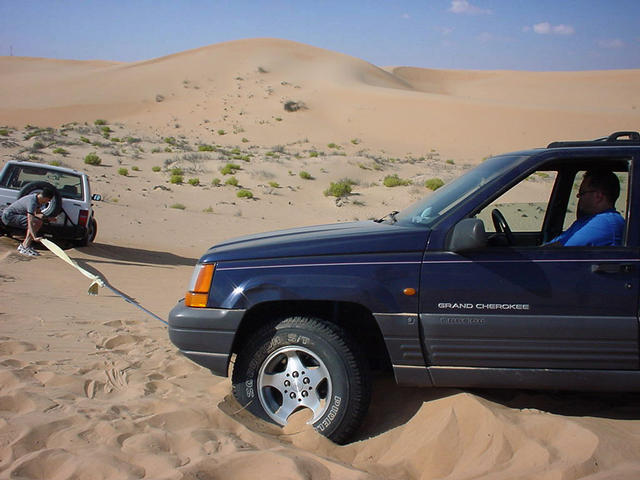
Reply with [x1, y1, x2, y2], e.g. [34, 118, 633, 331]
[547, 131, 640, 148]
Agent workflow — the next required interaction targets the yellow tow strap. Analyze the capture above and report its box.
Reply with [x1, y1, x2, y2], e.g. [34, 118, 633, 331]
[40, 238, 168, 325]
[41, 238, 104, 295]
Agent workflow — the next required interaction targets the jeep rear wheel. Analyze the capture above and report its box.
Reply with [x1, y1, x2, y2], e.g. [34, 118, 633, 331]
[232, 316, 371, 444]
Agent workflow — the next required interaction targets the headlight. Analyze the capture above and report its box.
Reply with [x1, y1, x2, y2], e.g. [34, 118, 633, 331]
[185, 263, 215, 307]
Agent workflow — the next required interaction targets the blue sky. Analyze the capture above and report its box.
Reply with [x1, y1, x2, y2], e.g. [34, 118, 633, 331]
[1, 0, 639, 71]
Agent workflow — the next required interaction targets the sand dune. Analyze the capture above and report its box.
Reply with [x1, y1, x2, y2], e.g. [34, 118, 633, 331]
[2, 38, 640, 479]
[2, 38, 638, 160]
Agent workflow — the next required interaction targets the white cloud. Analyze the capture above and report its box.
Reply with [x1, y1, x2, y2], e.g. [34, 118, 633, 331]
[449, 1, 491, 15]
[598, 38, 624, 48]
[435, 26, 454, 35]
[531, 22, 575, 35]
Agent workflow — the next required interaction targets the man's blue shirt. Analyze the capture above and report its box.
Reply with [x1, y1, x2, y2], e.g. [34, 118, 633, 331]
[548, 209, 624, 246]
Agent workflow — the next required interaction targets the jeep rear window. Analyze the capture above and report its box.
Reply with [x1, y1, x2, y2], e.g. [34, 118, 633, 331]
[0, 165, 83, 200]
[396, 154, 532, 227]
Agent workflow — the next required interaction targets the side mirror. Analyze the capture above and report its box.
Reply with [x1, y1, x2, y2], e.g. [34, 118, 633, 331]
[91, 194, 102, 201]
[446, 218, 487, 252]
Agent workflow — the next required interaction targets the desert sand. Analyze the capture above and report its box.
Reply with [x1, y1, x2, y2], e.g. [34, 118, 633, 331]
[1, 38, 640, 480]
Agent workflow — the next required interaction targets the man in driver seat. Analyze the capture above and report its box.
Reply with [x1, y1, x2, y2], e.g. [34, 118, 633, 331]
[546, 169, 624, 247]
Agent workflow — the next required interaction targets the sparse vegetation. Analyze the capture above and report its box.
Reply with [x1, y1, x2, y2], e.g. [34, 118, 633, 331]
[268, 181, 280, 188]
[212, 178, 221, 186]
[284, 100, 306, 112]
[225, 176, 239, 187]
[188, 177, 200, 186]
[198, 144, 215, 152]
[164, 137, 177, 146]
[299, 171, 314, 180]
[0, 129, 9, 136]
[446, 159, 455, 165]
[131, 166, 140, 172]
[327, 143, 340, 149]
[383, 174, 411, 187]
[94, 119, 107, 126]
[324, 179, 356, 198]
[217, 129, 226, 136]
[118, 168, 129, 176]
[49, 160, 62, 167]
[170, 174, 183, 184]
[52, 147, 68, 156]
[170, 167, 184, 176]
[84, 153, 101, 166]
[425, 178, 445, 190]
[237, 189, 253, 199]
[220, 163, 241, 175]
[309, 151, 319, 158]
[152, 166, 161, 172]
[170, 203, 186, 210]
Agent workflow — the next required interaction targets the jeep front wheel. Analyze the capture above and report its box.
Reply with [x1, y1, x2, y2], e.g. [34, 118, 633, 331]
[231, 315, 371, 444]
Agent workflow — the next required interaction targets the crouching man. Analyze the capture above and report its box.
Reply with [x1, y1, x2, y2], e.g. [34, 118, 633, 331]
[1, 187, 55, 257]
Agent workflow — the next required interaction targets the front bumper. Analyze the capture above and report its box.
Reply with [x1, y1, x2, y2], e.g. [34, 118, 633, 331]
[168, 300, 245, 376]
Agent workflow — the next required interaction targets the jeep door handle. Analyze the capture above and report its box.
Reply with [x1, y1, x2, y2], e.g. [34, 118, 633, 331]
[591, 263, 634, 274]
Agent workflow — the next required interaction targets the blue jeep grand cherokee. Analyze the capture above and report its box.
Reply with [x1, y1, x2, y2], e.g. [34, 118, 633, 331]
[169, 132, 640, 443]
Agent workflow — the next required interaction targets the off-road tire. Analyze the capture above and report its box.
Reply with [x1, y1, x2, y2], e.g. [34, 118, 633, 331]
[232, 315, 371, 444]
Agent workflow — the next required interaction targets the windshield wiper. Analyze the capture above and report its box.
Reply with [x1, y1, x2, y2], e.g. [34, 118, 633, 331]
[374, 211, 399, 223]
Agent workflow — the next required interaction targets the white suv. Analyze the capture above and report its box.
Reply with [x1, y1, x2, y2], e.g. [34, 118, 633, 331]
[0, 161, 100, 246]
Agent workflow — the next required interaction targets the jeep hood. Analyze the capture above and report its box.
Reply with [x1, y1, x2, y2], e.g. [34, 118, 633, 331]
[201, 221, 429, 262]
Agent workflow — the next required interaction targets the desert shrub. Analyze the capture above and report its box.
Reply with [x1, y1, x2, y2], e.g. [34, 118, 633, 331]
[0, 129, 9, 136]
[94, 119, 107, 126]
[237, 189, 253, 199]
[299, 171, 313, 180]
[217, 129, 226, 136]
[425, 178, 445, 190]
[225, 176, 239, 187]
[170, 174, 183, 184]
[100, 126, 112, 134]
[220, 163, 241, 175]
[284, 100, 306, 112]
[170, 203, 186, 210]
[80, 136, 90, 143]
[155, 94, 165, 102]
[152, 166, 161, 172]
[324, 179, 355, 198]
[188, 177, 200, 186]
[351, 138, 360, 145]
[32, 141, 45, 150]
[49, 160, 62, 166]
[327, 143, 340, 149]
[170, 167, 184, 176]
[241, 137, 249, 143]
[118, 168, 128, 176]
[383, 174, 411, 187]
[268, 181, 280, 188]
[309, 151, 319, 158]
[446, 159, 455, 165]
[198, 144, 215, 152]
[52, 147, 68, 155]
[151, 147, 162, 153]
[203, 206, 214, 213]
[125, 136, 141, 144]
[131, 165, 140, 171]
[164, 137, 177, 145]
[212, 178, 221, 186]
[111, 137, 121, 142]
[84, 153, 101, 166]
[164, 147, 172, 152]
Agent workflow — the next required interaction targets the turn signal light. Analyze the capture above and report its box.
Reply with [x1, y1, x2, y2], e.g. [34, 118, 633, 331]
[185, 263, 215, 307]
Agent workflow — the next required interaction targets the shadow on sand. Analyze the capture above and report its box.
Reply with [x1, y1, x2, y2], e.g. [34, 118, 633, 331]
[76, 242, 198, 267]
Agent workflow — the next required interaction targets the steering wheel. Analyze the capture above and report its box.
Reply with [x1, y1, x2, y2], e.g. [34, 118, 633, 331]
[491, 208, 515, 245]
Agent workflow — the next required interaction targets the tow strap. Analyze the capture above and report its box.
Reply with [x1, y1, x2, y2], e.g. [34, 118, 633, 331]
[41, 239, 169, 326]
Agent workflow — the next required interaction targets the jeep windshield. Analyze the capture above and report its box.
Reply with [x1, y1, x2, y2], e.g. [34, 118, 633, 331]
[394, 154, 533, 227]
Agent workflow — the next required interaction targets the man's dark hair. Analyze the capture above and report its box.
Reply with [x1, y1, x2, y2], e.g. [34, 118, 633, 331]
[41, 186, 55, 200]
[584, 169, 620, 203]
